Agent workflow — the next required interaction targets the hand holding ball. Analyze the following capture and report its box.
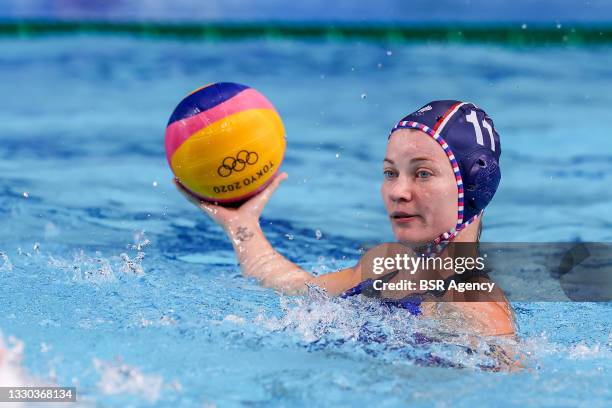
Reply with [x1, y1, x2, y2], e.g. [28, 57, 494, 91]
[165, 82, 286, 205]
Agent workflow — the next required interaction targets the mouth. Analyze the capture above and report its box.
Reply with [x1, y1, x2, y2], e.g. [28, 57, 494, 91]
[390, 211, 419, 223]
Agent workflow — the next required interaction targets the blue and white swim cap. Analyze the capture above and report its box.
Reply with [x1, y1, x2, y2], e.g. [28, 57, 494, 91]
[389, 100, 502, 252]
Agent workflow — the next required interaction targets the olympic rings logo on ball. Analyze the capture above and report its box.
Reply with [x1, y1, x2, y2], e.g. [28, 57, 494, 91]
[218, 150, 259, 177]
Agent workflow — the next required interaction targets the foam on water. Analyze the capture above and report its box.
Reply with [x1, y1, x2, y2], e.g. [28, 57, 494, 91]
[93, 358, 172, 403]
[250, 288, 521, 371]
[45, 232, 150, 283]
[0, 333, 28, 387]
[0, 251, 13, 273]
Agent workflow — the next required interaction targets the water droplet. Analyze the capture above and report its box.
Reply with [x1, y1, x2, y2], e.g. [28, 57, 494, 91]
[152, 181, 158, 187]
[521, 23, 527, 29]
[335, 153, 340, 159]
[556, 23, 562, 29]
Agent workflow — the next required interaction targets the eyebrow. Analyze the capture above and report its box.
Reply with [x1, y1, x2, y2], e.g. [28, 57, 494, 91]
[383, 157, 433, 165]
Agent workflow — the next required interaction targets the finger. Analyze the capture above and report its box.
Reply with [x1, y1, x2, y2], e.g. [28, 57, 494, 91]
[174, 178, 229, 218]
[199, 201, 222, 216]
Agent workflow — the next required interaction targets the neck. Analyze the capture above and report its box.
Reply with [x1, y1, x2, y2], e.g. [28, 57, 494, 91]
[404, 213, 482, 255]
[453, 216, 481, 243]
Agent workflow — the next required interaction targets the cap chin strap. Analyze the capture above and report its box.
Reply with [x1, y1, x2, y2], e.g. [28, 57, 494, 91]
[418, 211, 482, 257]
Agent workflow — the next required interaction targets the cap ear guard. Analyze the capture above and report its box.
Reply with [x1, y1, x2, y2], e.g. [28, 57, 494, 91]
[463, 151, 501, 220]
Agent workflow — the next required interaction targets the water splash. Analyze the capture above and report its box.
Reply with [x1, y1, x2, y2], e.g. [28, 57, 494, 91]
[252, 288, 514, 370]
[0, 333, 27, 386]
[138, 312, 178, 328]
[521, 332, 612, 362]
[0, 251, 13, 272]
[120, 230, 151, 276]
[119, 252, 145, 276]
[568, 343, 609, 359]
[49, 250, 117, 283]
[93, 357, 179, 403]
[0, 332, 47, 387]
[128, 230, 151, 252]
[47, 232, 151, 282]
[223, 314, 246, 325]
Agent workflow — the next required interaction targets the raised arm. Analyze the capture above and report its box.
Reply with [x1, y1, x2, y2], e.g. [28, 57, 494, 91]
[174, 173, 360, 295]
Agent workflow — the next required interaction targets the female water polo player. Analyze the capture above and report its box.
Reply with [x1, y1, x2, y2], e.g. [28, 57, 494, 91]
[175, 100, 516, 339]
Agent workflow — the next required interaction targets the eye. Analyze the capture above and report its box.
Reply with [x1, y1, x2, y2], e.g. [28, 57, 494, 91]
[383, 169, 397, 179]
[416, 170, 432, 179]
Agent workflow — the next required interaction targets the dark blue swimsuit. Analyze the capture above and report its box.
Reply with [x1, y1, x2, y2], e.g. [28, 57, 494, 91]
[341, 276, 423, 315]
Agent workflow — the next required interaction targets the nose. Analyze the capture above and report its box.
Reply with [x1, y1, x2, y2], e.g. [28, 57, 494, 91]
[388, 176, 414, 203]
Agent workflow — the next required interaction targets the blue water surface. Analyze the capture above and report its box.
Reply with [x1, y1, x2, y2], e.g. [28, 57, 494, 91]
[0, 36, 611, 407]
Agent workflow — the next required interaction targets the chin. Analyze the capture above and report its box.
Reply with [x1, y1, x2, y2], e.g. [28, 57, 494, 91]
[392, 229, 432, 246]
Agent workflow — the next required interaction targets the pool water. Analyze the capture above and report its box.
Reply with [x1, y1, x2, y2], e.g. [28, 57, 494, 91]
[1, 36, 611, 406]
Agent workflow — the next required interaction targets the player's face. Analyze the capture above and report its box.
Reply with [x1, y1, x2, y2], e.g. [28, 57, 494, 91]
[381, 129, 458, 245]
